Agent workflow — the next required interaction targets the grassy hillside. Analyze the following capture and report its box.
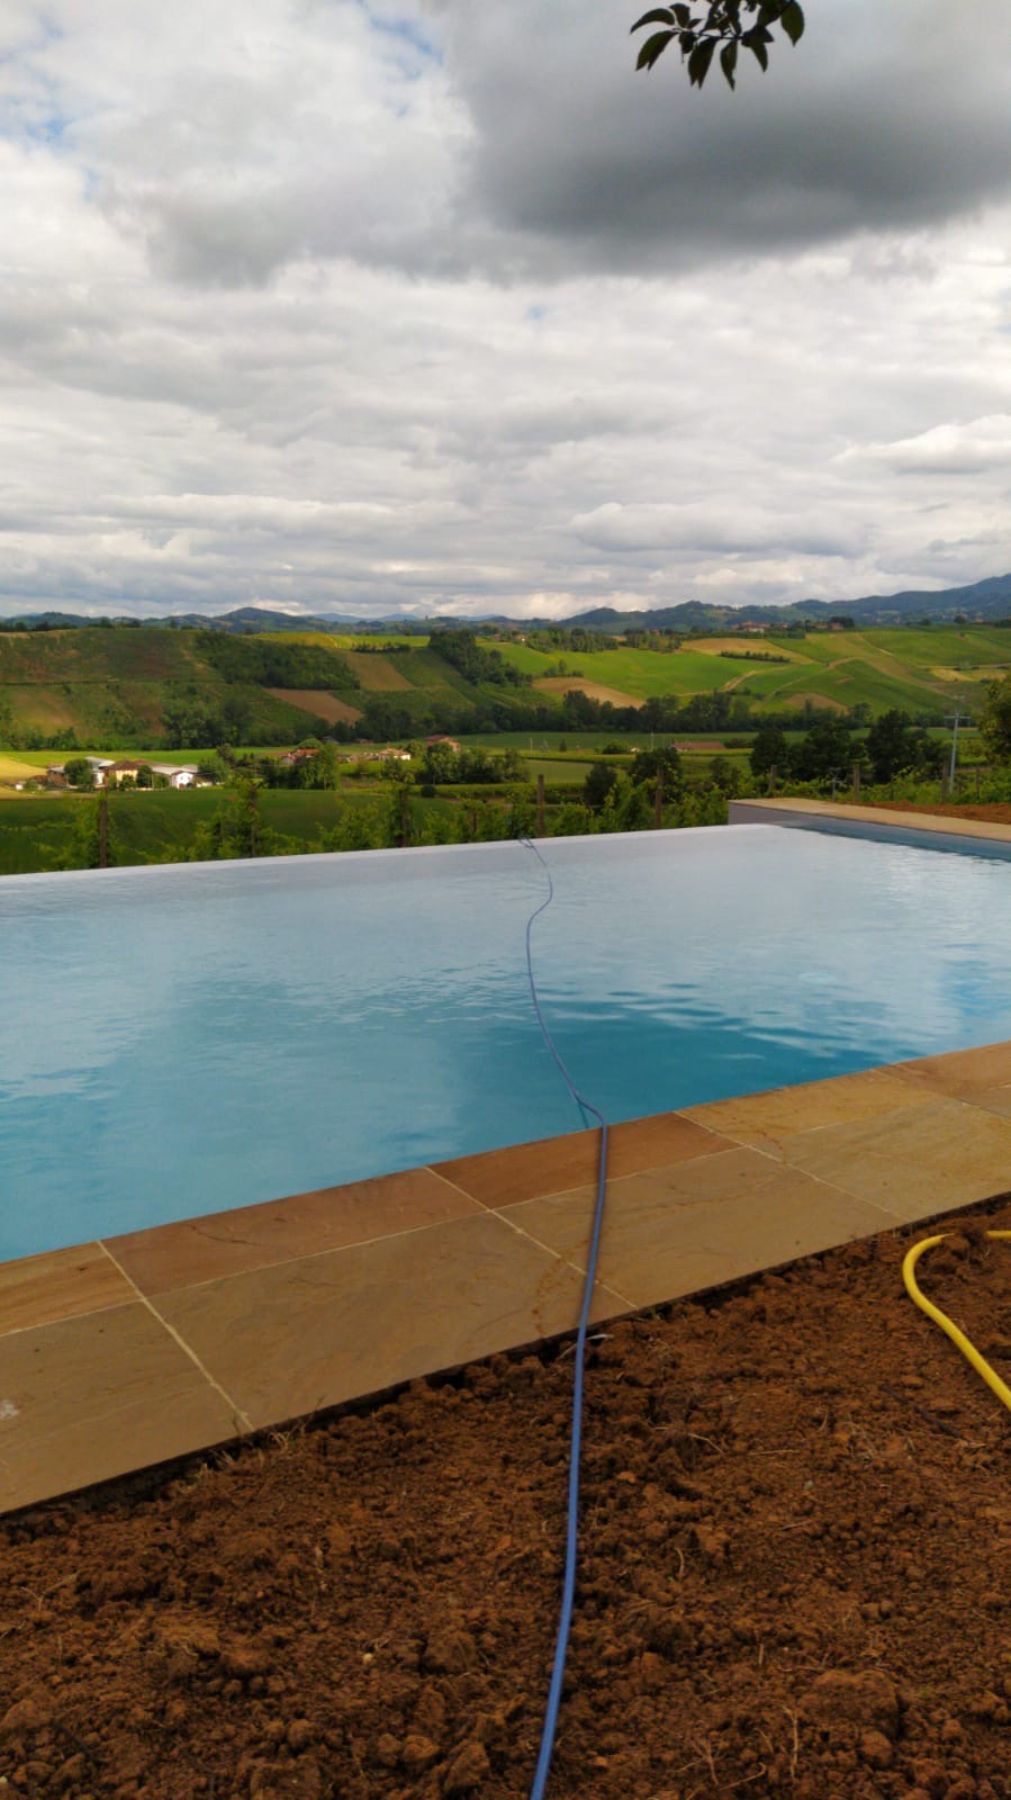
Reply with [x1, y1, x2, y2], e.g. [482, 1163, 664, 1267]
[0, 628, 356, 748]
[483, 627, 1009, 719]
[1, 622, 1007, 750]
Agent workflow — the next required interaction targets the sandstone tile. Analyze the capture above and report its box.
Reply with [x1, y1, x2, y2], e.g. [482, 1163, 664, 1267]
[434, 1111, 728, 1210]
[505, 1145, 893, 1308]
[682, 1068, 920, 1157]
[781, 1097, 1011, 1221]
[0, 1243, 134, 1338]
[891, 1041, 1011, 1101]
[156, 1210, 619, 1430]
[106, 1166, 481, 1296]
[0, 1304, 240, 1515]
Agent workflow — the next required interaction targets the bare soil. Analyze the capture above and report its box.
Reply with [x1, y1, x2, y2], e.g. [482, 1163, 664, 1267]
[6, 1202, 1011, 1800]
[263, 690, 363, 725]
[532, 678, 643, 710]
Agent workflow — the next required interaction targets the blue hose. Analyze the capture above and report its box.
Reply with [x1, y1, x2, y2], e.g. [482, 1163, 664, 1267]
[520, 836, 611, 1800]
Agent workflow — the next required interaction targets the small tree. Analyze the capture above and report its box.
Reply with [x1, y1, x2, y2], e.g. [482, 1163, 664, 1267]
[584, 761, 620, 811]
[980, 678, 1011, 764]
[790, 715, 853, 784]
[865, 710, 921, 785]
[423, 742, 459, 784]
[64, 756, 95, 789]
[749, 721, 787, 778]
[709, 754, 742, 796]
[629, 744, 683, 792]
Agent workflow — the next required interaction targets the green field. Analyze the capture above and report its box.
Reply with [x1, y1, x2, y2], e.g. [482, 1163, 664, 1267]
[484, 640, 761, 701]
[0, 788, 468, 876]
[483, 627, 1009, 719]
[1, 623, 1008, 758]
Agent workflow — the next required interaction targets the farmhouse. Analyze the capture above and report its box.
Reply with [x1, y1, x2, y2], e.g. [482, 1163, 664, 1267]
[345, 746, 412, 763]
[150, 763, 199, 788]
[426, 734, 461, 752]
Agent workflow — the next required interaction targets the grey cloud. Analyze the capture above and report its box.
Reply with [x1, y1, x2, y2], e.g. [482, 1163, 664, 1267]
[440, 0, 1011, 279]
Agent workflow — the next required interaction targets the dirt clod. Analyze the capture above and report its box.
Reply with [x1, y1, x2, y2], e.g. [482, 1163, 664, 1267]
[800, 1667, 899, 1734]
[442, 1739, 492, 1794]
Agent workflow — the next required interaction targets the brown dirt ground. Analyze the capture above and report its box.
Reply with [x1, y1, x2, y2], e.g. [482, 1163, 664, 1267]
[264, 690, 363, 725]
[6, 1202, 1011, 1800]
[784, 693, 849, 713]
[533, 678, 643, 710]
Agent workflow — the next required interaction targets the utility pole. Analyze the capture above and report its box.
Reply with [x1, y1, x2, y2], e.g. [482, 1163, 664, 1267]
[98, 790, 109, 869]
[654, 772, 664, 829]
[945, 710, 963, 797]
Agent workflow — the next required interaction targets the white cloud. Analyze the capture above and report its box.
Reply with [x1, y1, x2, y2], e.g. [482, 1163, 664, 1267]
[0, 0, 1009, 618]
[847, 415, 1011, 477]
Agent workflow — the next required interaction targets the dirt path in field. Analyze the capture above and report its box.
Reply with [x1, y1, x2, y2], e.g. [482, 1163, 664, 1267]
[265, 689, 362, 723]
[6, 1205, 1011, 1798]
[533, 677, 643, 709]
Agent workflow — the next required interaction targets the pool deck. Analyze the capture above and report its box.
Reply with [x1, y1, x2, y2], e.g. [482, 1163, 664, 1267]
[5, 800, 1011, 1515]
[728, 794, 1011, 847]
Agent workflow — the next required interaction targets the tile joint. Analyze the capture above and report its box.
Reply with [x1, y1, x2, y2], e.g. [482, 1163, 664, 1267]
[98, 1241, 254, 1435]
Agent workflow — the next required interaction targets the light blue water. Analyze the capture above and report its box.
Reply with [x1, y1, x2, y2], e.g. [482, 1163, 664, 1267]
[2, 823, 1011, 1262]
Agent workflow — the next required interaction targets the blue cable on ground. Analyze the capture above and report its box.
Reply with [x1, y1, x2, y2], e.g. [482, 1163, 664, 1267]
[519, 836, 611, 1800]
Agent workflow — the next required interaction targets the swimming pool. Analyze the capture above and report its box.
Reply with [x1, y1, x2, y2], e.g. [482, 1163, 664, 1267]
[3, 823, 1011, 1262]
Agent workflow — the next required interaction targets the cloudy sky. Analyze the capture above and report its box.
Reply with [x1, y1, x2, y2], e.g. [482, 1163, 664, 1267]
[1, 0, 1010, 620]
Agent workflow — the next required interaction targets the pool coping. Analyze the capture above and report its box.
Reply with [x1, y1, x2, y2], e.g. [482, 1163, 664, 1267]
[6, 802, 1011, 1515]
[728, 794, 1011, 849]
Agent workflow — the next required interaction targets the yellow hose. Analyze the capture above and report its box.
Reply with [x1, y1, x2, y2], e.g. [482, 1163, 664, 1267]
[902, 1231, 1011, 1415]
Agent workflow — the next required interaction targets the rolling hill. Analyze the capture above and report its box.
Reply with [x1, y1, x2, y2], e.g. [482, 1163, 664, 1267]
[1, 621, 1007, 751]
[5, 569, 1011, 636]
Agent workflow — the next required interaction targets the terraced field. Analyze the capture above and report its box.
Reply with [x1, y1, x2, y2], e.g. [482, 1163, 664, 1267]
[490, 640, 760, 700]
[0, 628, 336, 745]
[484, 628, 1011, 718]
[265, 688, 362, 723]
[1, 623, 1008, 752]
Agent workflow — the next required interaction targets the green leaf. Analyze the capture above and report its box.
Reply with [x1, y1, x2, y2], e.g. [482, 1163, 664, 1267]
[780, 0, 805, 44]
[743, 30, 769, 69]
[687, 36, 716, 85]
[720, 39, 738, 88]
[672, 2, 692, 24]
[630, 7, 675, 33]
[636, 27, 675, 68]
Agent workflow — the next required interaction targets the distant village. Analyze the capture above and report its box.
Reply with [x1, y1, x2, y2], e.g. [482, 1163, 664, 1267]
[20, 737, 463, 792]
[34, 756, 203, 792]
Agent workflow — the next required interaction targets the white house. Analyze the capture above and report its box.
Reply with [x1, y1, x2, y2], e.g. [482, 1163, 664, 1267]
[151, 764, 199, 788]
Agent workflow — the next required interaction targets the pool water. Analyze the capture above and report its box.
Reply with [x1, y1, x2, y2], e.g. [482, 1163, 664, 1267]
[3, 824, 1011, 1261]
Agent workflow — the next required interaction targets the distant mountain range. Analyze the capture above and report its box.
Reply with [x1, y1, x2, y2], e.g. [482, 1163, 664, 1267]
[6, 571, 1011, 633]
